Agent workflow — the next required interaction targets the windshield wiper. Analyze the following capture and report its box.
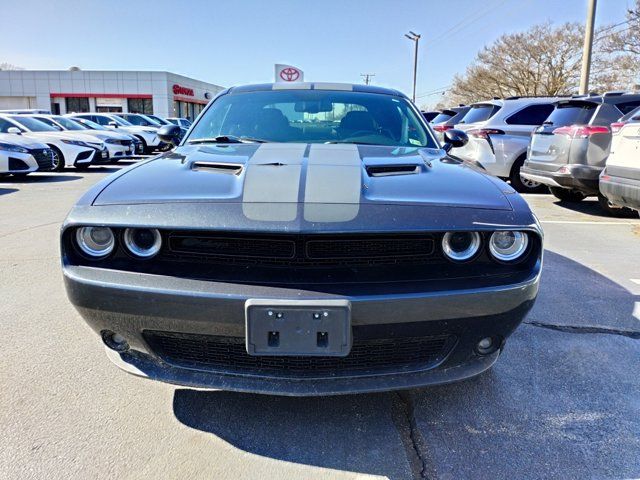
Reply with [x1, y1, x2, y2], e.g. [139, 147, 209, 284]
[542, 121, 554, 125]
[324, 140, 381, 146]
[187, 135, 268, 144]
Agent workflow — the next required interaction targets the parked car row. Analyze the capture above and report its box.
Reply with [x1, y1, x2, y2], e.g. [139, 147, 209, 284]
[0, 111, 191, 176]
[428, 91, 640, 215]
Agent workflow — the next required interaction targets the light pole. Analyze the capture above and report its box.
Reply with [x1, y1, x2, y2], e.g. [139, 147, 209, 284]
[405, 31, 421, 103]
[579, 0, 597, 95]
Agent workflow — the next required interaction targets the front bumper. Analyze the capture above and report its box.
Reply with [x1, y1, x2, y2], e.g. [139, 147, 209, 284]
[600, 170, 640, 211]
[64, 264, 540, 395]
[521, 162, 601, 195]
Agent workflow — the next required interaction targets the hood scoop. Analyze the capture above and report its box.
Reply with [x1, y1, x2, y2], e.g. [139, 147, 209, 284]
[191, 161, 243, 175]
[365, 164, 421, 177]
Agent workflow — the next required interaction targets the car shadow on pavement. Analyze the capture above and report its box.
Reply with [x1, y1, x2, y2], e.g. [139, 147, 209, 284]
[1, 174, 83, 184]
[553, 198, 639, 218]
[0, 187, 19, 196]
[172, 251, 640, 480]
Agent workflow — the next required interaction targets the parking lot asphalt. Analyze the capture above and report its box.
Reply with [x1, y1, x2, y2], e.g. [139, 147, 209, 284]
[1, 164, 639, 480]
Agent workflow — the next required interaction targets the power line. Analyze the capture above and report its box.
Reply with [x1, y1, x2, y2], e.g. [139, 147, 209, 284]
[429, 0, 510, 45]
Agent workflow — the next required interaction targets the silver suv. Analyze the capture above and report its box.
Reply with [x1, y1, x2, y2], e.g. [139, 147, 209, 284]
[521, 92, 640, 212]
[451, 97, 557, 192]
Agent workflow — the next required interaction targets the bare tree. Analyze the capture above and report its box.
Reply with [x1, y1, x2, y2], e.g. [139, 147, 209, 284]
[603, 2, 640, 56]
[440, 22, 639, 107]
[0, 62, 24, 71]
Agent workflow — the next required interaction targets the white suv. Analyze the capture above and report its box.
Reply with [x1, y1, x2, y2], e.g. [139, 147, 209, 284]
[67, 113, 161, 154]
[451, 97, 558, 192]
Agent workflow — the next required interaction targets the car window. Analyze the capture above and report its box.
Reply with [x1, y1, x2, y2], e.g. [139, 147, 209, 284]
[0, 118, 17, 133]
[618, 105, 640, 122]
[505, 104, 555, 125]
[34, 117, 64, 130]
[121, 115, 148, 126]
[544, 103, 597, 126]
[459, 104, 501, 124]
[187, 90, 436, 148]
[430, 111, 455, 124]
[615, 100, 640, 115]
[10, 116, 58, 132]
[54, 117, 85, 131]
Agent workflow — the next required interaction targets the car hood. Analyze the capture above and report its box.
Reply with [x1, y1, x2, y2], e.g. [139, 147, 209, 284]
[77, 130, 132, 141]
[94, 143, 512, 211]
[118, 125, 158, 134]
[22, 131, 97, 143]
[0, 133, 49, 149]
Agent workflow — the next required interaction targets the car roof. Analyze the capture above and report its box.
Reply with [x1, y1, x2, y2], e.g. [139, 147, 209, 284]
[227, 82, 407, 98]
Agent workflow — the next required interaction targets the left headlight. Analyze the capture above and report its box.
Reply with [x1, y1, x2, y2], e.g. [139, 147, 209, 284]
[75, 227, 115, 258]
[105, 138, 120, 144]
[442, 232, 482, 262]
[489, 231, 529, 262]
[0, 142, 29, 153]
[143, 129, 156, 134]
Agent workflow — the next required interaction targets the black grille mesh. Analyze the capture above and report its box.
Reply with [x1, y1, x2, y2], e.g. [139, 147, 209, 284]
[31, 149, 54, 170]
[144, 331, 452, 377]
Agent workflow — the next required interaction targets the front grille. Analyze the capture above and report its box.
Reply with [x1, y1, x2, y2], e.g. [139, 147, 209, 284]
[30, 148, 54, 170]
[165, 232, 436, 267]
[144, 331, 453, 377]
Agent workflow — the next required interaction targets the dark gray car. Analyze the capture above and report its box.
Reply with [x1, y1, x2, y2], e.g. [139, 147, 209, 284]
[61, 83, 542, 396]
[522, 92, 640, 213]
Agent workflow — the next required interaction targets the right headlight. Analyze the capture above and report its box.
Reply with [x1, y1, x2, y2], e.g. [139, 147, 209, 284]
[489, 231, 529, 262]
[123, 228, 162, 258]
[0, 142, 29, 153]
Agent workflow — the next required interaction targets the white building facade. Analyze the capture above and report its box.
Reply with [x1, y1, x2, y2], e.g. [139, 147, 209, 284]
[0, 70, 224, 120]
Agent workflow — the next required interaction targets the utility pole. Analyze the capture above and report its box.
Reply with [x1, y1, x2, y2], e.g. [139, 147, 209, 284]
[405, 31, 421, 103]
[579, 0, 597, 95]
[360, 73, 375, 85]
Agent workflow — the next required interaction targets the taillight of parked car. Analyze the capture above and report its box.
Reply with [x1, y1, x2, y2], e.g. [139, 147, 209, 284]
[433, 124, 453, 133]
[610, 122, 626, 134]
[466, 128, 505, 139]
[552, 125, 610, 139]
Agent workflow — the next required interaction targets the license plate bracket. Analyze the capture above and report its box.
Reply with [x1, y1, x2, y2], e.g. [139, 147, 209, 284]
[245, 299, 351, 357]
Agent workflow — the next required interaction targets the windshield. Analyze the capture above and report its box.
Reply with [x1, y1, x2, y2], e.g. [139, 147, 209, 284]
[10, 116, 58, 132]
[108, 115, 133, 126]
[33, 117, 64, 130]
[53, 117, 85, 130]
[147, 115, 170, 125]
[459, 104, 501, 124]
[74, 118, 106, 130]
[545, 103, 597, 126]
[122, 114, 158, 126]
[187, 90, 435, 147]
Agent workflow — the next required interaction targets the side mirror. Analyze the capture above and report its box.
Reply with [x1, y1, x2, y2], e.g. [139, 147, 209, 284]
[442, 129, 468, 152]
[108, 121, 118, 128]
[158, 124, 183, 146]
[7, 127, 22, 135]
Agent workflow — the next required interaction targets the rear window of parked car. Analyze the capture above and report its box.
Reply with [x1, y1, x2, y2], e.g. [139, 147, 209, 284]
[505, 104, 555, 125]
[459, 104, 500, 124]
[615, 100, 640, 115]
[545, 102, 597, 126]
[430, 110, 455, 124]
[619, 105, 640, 122]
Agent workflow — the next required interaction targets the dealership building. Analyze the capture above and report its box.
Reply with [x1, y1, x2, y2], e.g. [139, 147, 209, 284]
[0, 69, 224, 120]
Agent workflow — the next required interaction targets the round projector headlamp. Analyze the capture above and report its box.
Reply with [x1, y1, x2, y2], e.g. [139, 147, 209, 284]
[123, 228, 162, 258]
[75, 226, 115, 258]
[442, 231, 481, 262]
[489, 231, 529, 262]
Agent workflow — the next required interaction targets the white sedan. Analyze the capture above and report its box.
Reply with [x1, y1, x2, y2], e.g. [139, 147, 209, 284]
[0, 115, 107, 171]
[66, 113, 161, 154]
[28, 115, 137, 161]
[0, 133, 55, 176]
[599, 117, 640, 214]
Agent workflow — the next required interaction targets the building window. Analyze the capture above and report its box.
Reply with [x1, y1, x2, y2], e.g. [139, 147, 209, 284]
[65, 97, 90, 113]
[127, 98, 153, 114]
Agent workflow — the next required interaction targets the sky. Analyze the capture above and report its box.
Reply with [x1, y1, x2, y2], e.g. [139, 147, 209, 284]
[0, 0, 633, 107]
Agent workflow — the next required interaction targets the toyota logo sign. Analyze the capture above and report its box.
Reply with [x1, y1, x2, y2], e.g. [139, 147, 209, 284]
[279, 67, 300, 82]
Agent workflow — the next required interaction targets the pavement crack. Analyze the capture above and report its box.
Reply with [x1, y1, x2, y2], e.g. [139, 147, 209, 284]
[524, 321, 640, 339]
[390, 391, 437, 480]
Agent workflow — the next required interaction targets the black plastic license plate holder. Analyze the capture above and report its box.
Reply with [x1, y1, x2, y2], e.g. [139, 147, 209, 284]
[245, 299, 351, 357]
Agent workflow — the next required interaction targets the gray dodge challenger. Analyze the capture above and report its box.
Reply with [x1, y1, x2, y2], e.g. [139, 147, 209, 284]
[62, 83, 543, 395]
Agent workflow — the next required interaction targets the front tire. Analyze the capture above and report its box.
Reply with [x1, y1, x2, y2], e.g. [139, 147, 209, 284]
[49, 146, 65, 172]
[549, 187, 586, 202]
[598, 193, 638, 218]
[509, 156, 547, 193]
